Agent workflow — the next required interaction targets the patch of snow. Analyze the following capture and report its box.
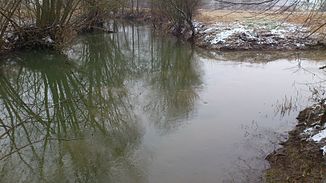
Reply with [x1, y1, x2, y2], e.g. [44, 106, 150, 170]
[285, 25, 299, 33]
[296, 43, 305, 48]
[321, 146, 326, 156]
[209, 26, 249, 44]
[304, 127, 314, 135]
[193, 21, 201, 28]
[210, 31, 233, 44]
[204, 27, 218, 34]
[195, 20, 317, 50]
[265, 37, 272, 44]
[43, 36, 54, 44]
[312, 104, 322, 110]
[4, 32, 13, 38]
[310, 129, 326, 142]
[193, 21, 202, 32]
[302, 123, 326, 140]
[270, 28, 286, 37]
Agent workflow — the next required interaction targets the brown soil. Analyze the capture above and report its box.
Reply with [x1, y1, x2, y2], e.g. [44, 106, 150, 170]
[265, 104, 326, 182]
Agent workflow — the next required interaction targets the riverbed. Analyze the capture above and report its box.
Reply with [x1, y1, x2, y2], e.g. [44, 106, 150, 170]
[0, 23, 325, 183]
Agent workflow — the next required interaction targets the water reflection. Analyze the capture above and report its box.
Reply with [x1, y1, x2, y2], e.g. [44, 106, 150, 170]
[144, 40, 202, 133]
[0, 45, 142, 182]
[0, 23, 325, 183]
[198, 49, 326, 63]
[0, 23, 203, 183]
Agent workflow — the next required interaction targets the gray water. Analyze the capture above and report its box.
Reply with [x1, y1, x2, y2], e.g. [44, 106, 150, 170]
[0, 23, 325, 183]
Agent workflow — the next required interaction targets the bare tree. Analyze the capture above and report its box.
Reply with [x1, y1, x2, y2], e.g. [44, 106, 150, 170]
[154, 0, 202, 38]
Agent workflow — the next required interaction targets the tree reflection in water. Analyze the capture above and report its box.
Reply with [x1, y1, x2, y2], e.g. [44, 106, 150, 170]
[0, 37, 142, 183]
[144, 39, 202, 134]
[0, 23, 202, 183]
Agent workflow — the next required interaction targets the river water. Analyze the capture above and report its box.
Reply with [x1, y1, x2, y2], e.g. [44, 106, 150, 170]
[0, 23, 325, 183]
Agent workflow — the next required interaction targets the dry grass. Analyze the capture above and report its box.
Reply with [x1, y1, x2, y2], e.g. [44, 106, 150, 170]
[195, 9, 326, 34]
[195, 9, 326, 33]
[195, 9, 260, 23]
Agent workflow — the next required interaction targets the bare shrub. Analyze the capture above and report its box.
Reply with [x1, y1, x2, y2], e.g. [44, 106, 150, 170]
[153, 0, 202, 38]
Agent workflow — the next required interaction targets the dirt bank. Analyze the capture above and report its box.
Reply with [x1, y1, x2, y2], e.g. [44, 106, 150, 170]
[191, 18, 325, 51]
[189, 10, 326, 51]
[265, 102, 326, 182]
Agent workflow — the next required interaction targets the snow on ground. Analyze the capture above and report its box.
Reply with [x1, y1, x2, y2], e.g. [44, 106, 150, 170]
[298, 103, 326, 156]
[193, 20, 317, 50]
[42, 36, 54, 44]
[208, 25, 251, 44]
[302, 121, 326, 142]
[321, 146, 326, 156]
[302, 124, 326, 156]
[310, 127, 326, 142]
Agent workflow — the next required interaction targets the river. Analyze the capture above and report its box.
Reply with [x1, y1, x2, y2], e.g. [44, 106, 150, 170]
[0, 23, 325, 183]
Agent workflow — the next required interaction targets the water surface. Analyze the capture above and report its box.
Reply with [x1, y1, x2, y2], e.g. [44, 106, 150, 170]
[0, 23, 325, 183]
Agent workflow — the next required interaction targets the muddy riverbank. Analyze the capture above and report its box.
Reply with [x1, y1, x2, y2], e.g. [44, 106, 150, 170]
[265, 102, 326, 182]
[192, 21, 325, 51]
[147, 10, 326, 51]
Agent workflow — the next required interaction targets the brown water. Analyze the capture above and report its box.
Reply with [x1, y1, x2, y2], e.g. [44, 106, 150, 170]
[0, 23, 325, 183]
